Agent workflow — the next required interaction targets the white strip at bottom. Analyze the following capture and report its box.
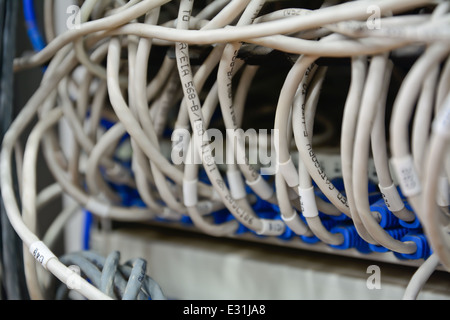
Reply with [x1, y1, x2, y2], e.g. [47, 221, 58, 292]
[90, 227, 450, 300]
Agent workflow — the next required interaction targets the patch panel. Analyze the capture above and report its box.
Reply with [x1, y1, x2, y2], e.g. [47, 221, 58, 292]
[82, 148, 434, 267]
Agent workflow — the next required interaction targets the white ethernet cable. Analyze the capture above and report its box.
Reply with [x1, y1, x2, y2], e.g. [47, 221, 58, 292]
[1, 0, 449, 300]
[422, 94, 450, 271]
[353, 53, 416, 254]
[340, 56, 377, 245]
[0, 54, 111, 300]
[403, 253, 441, 300]
[216, 0, 277, 205]
[370, 59, 415, 223]
[411, 67, 440, 180]
[390, 43, 450, 217]
[175, 0, 285, 236]
[13, 0, 436, 71]
[293, 66, 344, 246]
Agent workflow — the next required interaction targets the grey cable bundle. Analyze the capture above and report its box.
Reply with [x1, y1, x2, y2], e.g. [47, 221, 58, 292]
[56, 251, 166, 300]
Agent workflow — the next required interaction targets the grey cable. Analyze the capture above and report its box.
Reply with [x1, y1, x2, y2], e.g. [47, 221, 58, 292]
[57, 250, 165, 300]
[122, 258, 146, 300]
[100, 251, 120, 298]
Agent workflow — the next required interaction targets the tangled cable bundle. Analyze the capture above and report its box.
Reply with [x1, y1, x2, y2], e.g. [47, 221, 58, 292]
[56, 251, 166, 300]
[1, 0, 449, 300]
